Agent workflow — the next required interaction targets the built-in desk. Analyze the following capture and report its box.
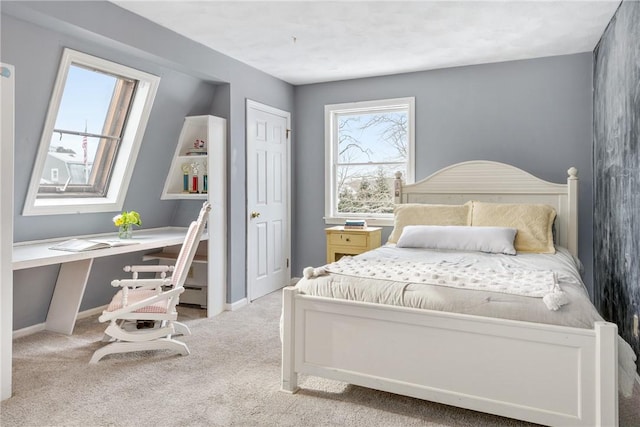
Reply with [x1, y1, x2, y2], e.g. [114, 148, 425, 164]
[13, 227, 206, 335]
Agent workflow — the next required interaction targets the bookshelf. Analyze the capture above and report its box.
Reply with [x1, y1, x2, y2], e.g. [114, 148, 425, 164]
[160, 114, 227, 317]
[161, 115, 226, 200]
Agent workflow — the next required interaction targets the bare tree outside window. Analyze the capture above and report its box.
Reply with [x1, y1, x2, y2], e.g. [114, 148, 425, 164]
[336, 110, 408, 215]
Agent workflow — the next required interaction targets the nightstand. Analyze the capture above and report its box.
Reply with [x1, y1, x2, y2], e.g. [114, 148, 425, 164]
[325, 226, 382, 263]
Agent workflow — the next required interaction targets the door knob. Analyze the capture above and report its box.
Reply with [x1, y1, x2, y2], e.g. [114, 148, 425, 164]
[251, 211, 261, 219]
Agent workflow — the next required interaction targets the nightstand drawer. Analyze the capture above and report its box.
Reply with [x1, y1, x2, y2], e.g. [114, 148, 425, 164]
[328, 232, 368, 248]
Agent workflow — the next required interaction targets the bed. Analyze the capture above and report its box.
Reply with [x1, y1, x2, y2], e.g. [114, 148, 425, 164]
[281, 161, 637, 427]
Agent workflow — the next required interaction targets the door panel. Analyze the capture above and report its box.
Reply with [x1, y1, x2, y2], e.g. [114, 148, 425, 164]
[256, 221, 268, 278]
[256, 150, 267, 204]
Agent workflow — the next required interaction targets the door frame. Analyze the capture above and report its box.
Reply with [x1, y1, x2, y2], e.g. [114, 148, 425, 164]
[245, 99, 292, 302]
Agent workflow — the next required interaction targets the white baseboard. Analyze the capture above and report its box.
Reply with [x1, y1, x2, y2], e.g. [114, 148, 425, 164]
[12, 323, 45, 339]
[77, 305, 107, 320]
[13, 305, 107, 339]
[225, 298, 248, 311]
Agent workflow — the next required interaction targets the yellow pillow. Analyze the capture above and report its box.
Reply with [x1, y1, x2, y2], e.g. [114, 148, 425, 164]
[388, 202, 471, 243]
[471, 202, 556, 253]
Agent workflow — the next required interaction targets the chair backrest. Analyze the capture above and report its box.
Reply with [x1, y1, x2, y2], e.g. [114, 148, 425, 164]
[171, 202, 211, 288]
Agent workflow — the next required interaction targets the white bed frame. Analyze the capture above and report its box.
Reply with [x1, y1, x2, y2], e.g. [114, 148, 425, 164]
[282, 161, 619, 427]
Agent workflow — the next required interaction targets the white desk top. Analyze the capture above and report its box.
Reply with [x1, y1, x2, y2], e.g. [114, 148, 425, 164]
[13, 227, 208, 270]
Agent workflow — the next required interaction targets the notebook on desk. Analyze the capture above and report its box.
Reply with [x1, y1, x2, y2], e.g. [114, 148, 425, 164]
[49, 238, 138, 252]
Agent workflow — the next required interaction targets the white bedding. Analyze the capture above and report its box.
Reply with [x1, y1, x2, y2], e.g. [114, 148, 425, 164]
[312, 255, 567, 310]
[295, 245, 638, 397]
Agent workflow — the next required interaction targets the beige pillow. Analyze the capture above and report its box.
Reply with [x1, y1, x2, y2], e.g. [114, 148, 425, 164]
[471, 202, 556, 254]
[387, 202, 471, 243]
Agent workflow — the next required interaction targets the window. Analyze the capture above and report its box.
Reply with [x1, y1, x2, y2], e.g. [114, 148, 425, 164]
[23, 48, 160, 215]
[325, 97, 415, 225]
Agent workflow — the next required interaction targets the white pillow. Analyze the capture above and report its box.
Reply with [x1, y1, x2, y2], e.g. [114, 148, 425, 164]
[396, 225, 518, 255]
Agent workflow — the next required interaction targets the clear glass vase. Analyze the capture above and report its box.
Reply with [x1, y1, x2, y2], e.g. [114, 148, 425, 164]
[118, 224, 133, 239]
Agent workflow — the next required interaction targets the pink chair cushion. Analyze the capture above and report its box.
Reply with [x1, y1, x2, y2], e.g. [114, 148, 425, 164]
[106, 289, 169, 314]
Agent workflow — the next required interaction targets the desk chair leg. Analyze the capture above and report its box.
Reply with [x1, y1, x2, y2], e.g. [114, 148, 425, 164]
[173, 321, 191, 337]
[90, 338, 190, 364]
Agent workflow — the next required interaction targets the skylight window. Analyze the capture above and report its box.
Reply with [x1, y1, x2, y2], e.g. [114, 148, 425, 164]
[23, 48, 160, 216]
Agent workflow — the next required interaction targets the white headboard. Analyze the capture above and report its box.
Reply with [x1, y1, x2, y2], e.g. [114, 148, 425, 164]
[394, 161, 578, 256]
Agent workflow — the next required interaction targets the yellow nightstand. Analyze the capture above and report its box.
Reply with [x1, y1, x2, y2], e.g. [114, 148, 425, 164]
[325, 226, 382, 263]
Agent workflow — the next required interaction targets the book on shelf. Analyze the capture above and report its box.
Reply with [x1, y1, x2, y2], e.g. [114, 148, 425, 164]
[185, 150, 207, 156]
[343, 225, 366, 229]
[49, 238, 139, 252]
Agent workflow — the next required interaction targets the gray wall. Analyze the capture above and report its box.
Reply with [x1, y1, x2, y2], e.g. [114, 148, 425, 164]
[2, 1, 294, 329]
[293, 54, 595, 294]
[593, 0, 640, 373]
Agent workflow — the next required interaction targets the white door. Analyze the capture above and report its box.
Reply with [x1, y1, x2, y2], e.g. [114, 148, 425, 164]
[246, 100, 291, 301]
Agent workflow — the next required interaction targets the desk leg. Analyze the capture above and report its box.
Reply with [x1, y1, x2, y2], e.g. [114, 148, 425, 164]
[45, 259, 93, 335]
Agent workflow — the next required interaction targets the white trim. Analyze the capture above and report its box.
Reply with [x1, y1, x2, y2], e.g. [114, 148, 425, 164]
[22, 48, 160, 216]
[324, 97, 415, 225]
[77, 304, 108, 320]
[224, 298, 248, 311]
[1, 63, 15, 400]
[12, 304, 107, 339]
[12, 324, 45, 340]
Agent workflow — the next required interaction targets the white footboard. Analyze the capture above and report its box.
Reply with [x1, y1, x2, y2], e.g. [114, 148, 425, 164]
[281, 287, 618, 427]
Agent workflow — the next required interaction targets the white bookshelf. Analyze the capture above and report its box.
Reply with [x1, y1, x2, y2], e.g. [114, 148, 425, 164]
[162, 115, 225, 200]
[161, 114, 227, 317]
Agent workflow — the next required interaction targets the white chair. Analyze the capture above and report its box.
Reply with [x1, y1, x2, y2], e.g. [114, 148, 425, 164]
[90, 202, 211, 363]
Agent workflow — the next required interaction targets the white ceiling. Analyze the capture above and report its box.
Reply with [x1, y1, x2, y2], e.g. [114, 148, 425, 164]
[112, 1, 620, 85]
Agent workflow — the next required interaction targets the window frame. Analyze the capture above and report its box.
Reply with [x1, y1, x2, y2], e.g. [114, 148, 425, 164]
[23, 48, 160, 216]
[324, 97, 415, 226]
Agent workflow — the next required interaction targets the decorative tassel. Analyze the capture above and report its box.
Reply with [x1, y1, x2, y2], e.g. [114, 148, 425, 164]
[543, 290, 568, 311]
[303, 266, 327, 279]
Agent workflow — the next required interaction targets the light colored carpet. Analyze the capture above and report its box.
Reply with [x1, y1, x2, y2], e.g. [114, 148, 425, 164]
[2, 289, 639, 427]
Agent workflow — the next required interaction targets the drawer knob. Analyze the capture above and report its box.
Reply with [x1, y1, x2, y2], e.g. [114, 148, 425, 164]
[345, 237, 350, 242]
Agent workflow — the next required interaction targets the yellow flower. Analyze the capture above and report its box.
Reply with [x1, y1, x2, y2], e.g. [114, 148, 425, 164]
[112, 214, 124, 227]
[113, 210, 142, 227]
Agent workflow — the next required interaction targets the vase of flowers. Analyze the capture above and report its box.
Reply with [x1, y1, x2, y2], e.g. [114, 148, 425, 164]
[113, 210, 142, 239]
